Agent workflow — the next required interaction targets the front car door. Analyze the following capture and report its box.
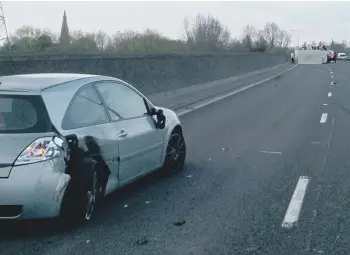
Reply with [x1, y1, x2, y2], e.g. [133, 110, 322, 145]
[94, 81, 164, 183]
[60, 83, 120, 194]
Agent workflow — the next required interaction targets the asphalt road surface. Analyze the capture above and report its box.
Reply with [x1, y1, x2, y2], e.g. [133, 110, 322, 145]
[2, 62, 350, 255]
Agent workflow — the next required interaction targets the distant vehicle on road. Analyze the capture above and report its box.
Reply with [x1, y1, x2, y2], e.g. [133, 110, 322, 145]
[337, 53, 346, 60]
[0, 73, 186, 224]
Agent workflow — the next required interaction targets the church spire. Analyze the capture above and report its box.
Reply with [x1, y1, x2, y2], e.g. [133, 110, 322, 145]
[59, 10, 70, 46]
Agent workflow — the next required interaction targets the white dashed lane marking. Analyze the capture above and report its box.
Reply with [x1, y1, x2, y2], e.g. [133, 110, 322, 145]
[320, 113, 328, 123]
[323, 104, 328, 106]
[282, 176, 310, 229]
[328, 92, 332, 98]
[260, 151, 282, 155]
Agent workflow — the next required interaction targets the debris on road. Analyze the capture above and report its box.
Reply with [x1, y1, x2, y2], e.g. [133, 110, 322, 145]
[245, 246, 258, 252]
[145, 201, 150, 204]
[136, 237, 148, 245]
[124, 205, 128, 208]
[86, 240, 91, 244]
[173, 219, 186, 226]
[186, 174, 193, 178]
[310, 141, 321, 146]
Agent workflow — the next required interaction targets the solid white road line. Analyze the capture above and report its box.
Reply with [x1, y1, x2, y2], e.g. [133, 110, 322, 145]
[260, 151, 283, 155]
[281, 176, 310, 229]
[176, 64, 298, 117]
[320, 113, 328, 123]
[328, 92, 332, 98]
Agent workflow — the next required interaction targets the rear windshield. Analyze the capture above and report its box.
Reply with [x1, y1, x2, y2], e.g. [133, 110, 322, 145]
[0, 95, 52, 134]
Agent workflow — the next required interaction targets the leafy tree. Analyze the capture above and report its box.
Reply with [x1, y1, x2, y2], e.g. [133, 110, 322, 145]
[36, 34, 53, 51]
[254, 34, 268, 52]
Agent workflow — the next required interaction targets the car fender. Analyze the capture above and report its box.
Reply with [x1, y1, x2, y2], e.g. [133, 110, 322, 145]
[155, 106, 183, 164]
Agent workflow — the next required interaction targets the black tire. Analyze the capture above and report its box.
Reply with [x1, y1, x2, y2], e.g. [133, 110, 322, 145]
[60, 165, 101, 226]
[163, 130, 186, 174]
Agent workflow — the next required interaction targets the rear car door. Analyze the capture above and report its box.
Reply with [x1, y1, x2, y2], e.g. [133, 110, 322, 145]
[94, 81, 164, 183]
[60, 83, 120, 193]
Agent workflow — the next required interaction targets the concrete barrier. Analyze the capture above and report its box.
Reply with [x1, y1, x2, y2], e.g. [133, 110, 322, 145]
[0, 52, 288, 95]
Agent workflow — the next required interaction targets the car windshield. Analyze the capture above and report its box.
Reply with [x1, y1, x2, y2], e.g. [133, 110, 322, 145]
[0, 95, 52, 133]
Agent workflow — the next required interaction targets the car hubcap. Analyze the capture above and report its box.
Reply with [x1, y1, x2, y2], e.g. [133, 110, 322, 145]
[85, 172, 97, 220]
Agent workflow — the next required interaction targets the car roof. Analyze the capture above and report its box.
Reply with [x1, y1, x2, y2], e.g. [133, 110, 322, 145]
[0, 73, 98, 92]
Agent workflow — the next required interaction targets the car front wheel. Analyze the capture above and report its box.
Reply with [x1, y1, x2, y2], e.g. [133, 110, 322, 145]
[163, 130, 186, 174]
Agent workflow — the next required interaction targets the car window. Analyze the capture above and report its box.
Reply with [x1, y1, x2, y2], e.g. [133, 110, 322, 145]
[62, 84, 109, 129]
[0, 95, 52, 134]
[95, 82, 147, 120]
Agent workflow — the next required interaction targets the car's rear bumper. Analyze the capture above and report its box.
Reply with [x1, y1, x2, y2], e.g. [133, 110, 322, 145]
[0, 159, 70, 220]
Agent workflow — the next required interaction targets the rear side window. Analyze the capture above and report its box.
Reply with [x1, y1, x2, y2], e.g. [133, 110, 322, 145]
[62, 84, 109, 130]
[0, 95, 52, 134]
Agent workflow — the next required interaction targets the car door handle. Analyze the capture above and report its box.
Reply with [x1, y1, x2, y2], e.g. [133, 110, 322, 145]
[118, 130, 128, 138]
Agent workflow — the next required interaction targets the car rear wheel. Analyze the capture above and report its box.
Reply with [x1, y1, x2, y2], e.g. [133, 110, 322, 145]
[84, 171, 98, 221]
[60, 166, 101, 226]
[163, 130, 186, 174]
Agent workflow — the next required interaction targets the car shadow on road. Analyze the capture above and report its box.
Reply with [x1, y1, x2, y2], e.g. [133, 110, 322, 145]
[0, 164, 189, 241]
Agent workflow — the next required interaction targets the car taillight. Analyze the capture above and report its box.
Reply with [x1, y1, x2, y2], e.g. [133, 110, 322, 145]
[14, 137, 65, 166]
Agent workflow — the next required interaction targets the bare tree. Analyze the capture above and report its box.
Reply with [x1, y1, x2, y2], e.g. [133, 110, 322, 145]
[281, 32, 292, 48]
[95, 30, 109, 50]
[254, 32, 268, 52]
[261, 22, 281, 49]
[183, 14, 231, 51]
[242, 24, 256, 51]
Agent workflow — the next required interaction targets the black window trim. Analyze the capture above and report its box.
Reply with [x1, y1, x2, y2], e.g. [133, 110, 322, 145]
[61, 83, 110, 130]
[92, 80, 154, 123]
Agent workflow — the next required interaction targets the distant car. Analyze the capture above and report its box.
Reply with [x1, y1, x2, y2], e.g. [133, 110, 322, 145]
[337, 53, 346, 60]
[0, 73, 186, 223]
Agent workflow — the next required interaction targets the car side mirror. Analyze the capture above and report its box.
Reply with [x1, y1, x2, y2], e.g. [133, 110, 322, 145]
[149, 107, 157, 116]
[150, 108, 166, 129]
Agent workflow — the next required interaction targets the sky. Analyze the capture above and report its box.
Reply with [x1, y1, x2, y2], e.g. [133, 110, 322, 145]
[1, 1, 350, 47]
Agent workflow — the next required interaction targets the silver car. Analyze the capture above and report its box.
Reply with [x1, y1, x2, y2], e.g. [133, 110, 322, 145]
[0, 73, 186, 224]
